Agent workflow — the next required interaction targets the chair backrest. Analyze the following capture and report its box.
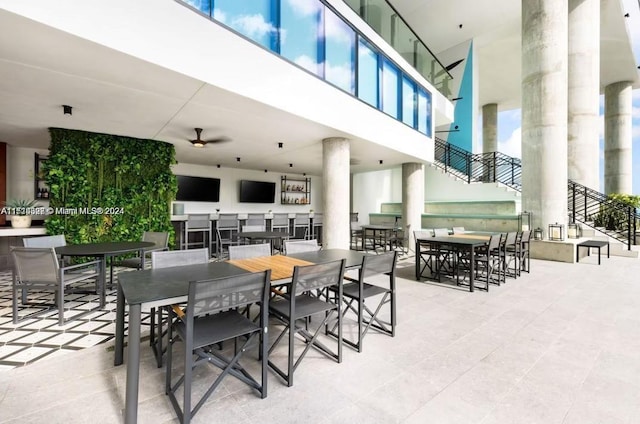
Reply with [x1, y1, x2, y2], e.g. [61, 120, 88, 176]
[142, 231, 169, 251]
[504, 232, 517, 246]
[23, 234, 67, 248]
[246, 213, 265, 226]
[452, 227, 465, 235]
[350, 221, 362, 231]
[188, 270, 271, 319]
[217, 214, 239, 231]
[361, 251, 397, 279]
[151, 248, 209, 269]
[11, 247, 59, 282]
[272, 213, 289, 227]
[228, 243, 271, 260]
[350, 212, 359, 222]
[312, 213, 323, 225]
[433, 228, 449, 237]
[292, 259, 345, 296]
[413, 229, 433, 239]
[284, 239, 320, 254]
[186, 214, 211, 230]
[294, 213, 310, 225]
[521, 230, 532, 245]
[487, 234, 501, 252]
[242, 225, 266, 232]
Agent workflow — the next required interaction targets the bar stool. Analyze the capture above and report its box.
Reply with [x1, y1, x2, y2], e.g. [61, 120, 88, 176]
[271, 213, 290, 235]
[294, 213, 311, 240]
[182, 214, 212, 252]
[246, 213, 266, 227]
[216, 214, 240, 258]
[312, 213, 323, 243]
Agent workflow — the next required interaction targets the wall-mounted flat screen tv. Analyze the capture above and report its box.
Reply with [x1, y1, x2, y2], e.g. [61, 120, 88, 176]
[176, 175, 220, 202]
[239, 180, 276, 203]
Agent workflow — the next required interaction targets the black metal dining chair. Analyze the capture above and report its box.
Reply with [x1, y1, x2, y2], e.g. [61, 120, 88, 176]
[268, 259, 345, 387]
[166, 270, 271, 424]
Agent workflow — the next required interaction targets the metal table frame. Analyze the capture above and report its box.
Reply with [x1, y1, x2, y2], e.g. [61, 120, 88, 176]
[414, 236, 489, 292]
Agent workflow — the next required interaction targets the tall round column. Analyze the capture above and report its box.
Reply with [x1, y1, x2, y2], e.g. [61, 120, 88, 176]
[568, 0, 600, 190]
[521, 0, 568, 232]
[604, 81, 633, 194]
[322, 137, 350, 249]
[482, 103, 498, 153]
[402, 163, 424, 252]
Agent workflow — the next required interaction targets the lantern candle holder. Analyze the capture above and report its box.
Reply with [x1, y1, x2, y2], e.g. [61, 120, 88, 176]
[548, 223, 565, 241]
[518, 211, 532, 232]
[533, 227, 544, 240]
[567, 222, 581, 239]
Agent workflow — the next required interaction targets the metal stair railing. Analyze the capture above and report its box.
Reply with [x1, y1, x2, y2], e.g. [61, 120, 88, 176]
[568, 180, 638, 250]
[434, 137, 521, 190]
[433, 138, 636, 249]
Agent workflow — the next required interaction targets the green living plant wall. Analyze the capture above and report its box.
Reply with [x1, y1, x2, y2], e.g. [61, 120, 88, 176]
[44, 128, 177, 246]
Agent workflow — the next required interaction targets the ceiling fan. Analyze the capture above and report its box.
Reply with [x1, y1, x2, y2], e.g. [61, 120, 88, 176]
[189, 127, 230, 148]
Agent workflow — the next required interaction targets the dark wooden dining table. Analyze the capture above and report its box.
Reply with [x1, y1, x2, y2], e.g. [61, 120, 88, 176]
[115, 248, 368, 424]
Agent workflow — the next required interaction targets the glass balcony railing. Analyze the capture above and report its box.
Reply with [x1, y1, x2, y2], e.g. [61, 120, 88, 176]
[344, 0, 453, 97]
[177, 0, 433, 138]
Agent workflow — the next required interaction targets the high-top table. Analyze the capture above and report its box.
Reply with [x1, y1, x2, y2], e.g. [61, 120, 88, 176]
[116, 248, 368, 424]
[56, 241, 154, 307]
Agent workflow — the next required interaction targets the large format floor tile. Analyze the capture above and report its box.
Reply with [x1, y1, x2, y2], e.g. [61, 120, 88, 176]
[1, 254, 640, 423]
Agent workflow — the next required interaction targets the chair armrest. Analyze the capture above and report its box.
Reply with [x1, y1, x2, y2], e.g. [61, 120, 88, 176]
[61, 259, 101, 272]
[343, 275, 358, 284]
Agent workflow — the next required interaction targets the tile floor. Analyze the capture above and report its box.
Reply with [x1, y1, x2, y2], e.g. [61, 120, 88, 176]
[1, 253, 640, 423]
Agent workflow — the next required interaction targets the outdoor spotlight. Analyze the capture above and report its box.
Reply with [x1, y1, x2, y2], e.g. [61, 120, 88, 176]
[63, 105, 72, 115]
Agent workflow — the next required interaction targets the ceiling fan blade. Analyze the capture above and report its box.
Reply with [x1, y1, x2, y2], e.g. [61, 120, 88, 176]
[205, 137, 231, 144]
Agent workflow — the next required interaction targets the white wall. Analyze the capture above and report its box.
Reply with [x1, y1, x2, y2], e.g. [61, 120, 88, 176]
[7, 146, 49, 202]
[424, 165, 521, 202]
[352, 168, 401, 224]
[171, 163, 322, 215]
[352, 164, 521, 220]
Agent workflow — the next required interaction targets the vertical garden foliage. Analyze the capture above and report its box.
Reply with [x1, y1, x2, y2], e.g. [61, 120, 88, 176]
[44, 128, 177, 246]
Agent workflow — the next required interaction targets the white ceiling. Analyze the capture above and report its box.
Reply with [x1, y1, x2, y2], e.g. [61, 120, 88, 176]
[0, 0, 638, 173]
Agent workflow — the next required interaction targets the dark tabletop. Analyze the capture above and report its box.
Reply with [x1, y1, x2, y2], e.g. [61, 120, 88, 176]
[577, 240, 609, 247]
[361, 224, 399, 230]
[56, 241, 155, 256]
[418, 236, 488, 246]
[119, 261, 249, 305]
[238, 231, 288, 239]
[287, 248, 369, 269]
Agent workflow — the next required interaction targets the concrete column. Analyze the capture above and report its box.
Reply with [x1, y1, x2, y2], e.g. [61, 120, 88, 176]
[604, 81, 633, 194]
[322, 137, 350, 249]
[482, 103, 498, 153]
[521, 0, 568, 233]
[568, 0, 600, 190]
[401, 163, 424, 253]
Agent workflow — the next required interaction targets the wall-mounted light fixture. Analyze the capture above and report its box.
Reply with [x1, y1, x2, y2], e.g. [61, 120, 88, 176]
[278, 142, 283, 148]
[379, 160, 383, 165]
[289, 163, 293, 167]
[217, 164, 221, 168]
[62, 105, 72, 115]
[236, 157, 241, 162]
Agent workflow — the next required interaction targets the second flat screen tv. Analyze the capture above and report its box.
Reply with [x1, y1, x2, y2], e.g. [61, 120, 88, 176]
[239, 180, 276, 203]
